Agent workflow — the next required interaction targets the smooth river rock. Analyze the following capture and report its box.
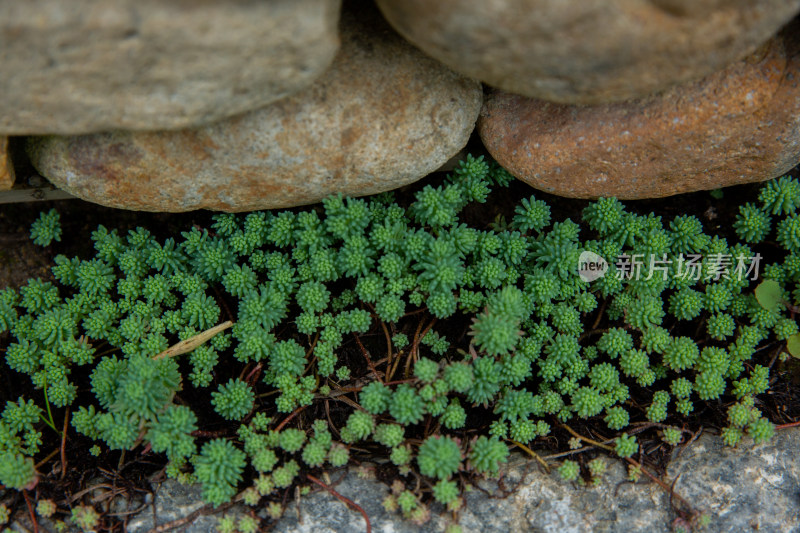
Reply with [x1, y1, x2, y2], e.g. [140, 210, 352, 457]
[0, 0, 340, 134]
[25, 8, 482, 212]
[479, 30, 800, 199]
[376, 0, 800, 105]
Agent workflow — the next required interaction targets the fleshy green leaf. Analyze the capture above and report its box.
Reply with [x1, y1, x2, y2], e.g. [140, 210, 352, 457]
[755, 280, 782, 312]
[786, 333, 800, 358]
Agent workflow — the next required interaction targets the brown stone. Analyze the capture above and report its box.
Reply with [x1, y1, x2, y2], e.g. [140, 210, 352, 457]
[478, 31, 800, 200]
[0, 0, 340, 134]
[26, 7, 482, 212]
[0, 137, 14, 190]
[376, 0, 800, 104]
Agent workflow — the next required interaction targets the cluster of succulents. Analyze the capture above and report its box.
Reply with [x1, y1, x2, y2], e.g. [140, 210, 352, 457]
[0, 155, 797, 529]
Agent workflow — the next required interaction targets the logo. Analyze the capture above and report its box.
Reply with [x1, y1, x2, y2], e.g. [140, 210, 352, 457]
[578, 251, 608, 282]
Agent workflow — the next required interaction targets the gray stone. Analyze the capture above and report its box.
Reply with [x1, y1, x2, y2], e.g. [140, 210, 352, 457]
[271, 470, 433, 533]
[26, 6, 482, 212]
[375, 0, 800, 105]
[665, 428, 800, 533]
[268, 457, 668, 533]
[0, 0, 340, 134]
[110, 429, 800, 532]
[125, 479, 241, 533]
[271, 429, 800, 533]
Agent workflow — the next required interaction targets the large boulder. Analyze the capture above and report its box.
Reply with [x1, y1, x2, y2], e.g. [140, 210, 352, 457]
[26, 7, 482, 212]
[376, 0, 800, 105]
[0, 0, 340, 134]
[479, 31, 800, 199]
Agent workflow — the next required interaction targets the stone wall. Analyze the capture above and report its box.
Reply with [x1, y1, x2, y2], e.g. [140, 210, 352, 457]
[3, 0, 800, 207]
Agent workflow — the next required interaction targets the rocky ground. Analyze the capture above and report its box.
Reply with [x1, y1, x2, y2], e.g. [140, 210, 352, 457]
[6, 427, 797, 532]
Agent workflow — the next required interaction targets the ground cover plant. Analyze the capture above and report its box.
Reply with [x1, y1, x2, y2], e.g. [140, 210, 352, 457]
[1, 155, 799, 531]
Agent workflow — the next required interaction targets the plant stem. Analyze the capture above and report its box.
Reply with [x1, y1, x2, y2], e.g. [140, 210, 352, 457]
[508, 439, 550, 473]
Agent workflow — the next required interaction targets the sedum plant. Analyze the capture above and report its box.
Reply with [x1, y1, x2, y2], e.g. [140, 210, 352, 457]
[0, 157, 794, 527]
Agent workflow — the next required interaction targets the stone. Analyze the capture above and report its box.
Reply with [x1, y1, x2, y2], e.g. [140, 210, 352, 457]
[269, 430, 800, 533]
[125, 479, 242, 533]
[375, 0, 800, 105]
[0, 0, 340, 134]
[271, 470, 438, 533]
[112, 429, 800, 532]
[0, 137, 14, 190]
[665, 427, 800, 533]
[26, 6, 482, 212]
[478, 31, 800, 199]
